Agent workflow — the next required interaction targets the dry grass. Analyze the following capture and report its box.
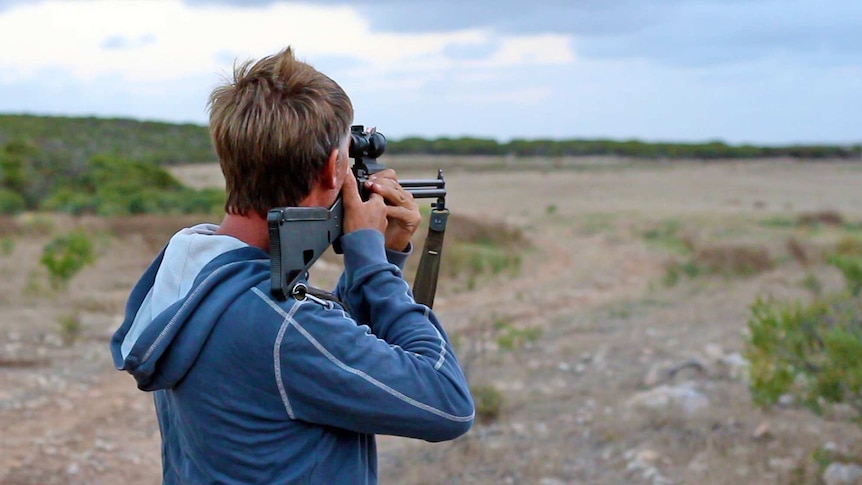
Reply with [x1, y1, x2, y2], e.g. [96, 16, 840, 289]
[786, 236, 810, 266]
[104, 214, 214, 251]
[798, 210, 845, 227]
[405, 212, 530, 291]
[693, 243, 774, 275]
[0, 215, 21, 237]
[0, 356, 51, 368]
[444, 212, 529, 250]
[835, 236, 862, 257]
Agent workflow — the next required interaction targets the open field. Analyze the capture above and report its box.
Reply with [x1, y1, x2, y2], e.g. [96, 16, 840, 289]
[1, 159, 861, 484]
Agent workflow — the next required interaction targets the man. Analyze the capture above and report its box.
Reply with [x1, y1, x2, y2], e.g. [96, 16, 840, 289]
[110, 47, 474, 484]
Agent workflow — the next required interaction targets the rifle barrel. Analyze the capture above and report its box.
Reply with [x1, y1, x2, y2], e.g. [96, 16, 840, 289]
[399, 179, 445, 189]
[406, 188, 446, 199]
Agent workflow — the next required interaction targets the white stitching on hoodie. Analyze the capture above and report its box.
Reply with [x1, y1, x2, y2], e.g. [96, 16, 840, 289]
[272, 298, 304, 419]
[252, 287, 473, 423]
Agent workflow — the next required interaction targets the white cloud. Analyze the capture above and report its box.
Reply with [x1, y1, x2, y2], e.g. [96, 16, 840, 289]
[0, 0, 361, 82]
[0, 0, 575, 87]
[449, 87, 553, 106]
[481, 34, 575, 67]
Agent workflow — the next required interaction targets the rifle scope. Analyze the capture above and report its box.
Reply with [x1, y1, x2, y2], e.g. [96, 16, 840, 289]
[348, 125, 446, 207]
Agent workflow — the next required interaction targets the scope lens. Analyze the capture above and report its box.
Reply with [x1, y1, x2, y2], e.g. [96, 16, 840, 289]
[349, 129, 386, 159]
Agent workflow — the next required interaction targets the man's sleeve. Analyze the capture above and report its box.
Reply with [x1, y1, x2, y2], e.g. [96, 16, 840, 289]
[265, 230, 474, 441]
[333, 237, 411, 324]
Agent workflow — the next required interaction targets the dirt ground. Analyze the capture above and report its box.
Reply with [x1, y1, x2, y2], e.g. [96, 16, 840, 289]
[1, 158, 861, 484]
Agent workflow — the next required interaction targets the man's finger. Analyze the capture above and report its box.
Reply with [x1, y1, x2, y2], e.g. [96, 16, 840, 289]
[367, 180, 413, 207]
[368, 168, 397, 182]
[386, 205, 420, 223]
[366, 191, 385, 206]
[342, 170, 362, 207]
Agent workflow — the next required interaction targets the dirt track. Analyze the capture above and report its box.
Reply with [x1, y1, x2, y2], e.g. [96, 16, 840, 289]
[2, 160, 862, 484]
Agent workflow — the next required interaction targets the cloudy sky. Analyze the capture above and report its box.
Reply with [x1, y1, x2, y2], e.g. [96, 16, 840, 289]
[0, 0, 859, 144]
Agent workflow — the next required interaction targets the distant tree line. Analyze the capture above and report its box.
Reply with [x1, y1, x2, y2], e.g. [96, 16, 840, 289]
[388, 137, 862, 160]
[0, 114, 859, 166]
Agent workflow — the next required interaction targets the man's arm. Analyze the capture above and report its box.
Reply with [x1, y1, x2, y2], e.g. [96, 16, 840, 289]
[257, 229, 473, 440]
[334, 168, 419, 317]
[264, 171, 471, 440]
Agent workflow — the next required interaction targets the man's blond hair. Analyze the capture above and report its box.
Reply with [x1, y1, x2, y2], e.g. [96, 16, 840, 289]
[208, 47, 353, 217]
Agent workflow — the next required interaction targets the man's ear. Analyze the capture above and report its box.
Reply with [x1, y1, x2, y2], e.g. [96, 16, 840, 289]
[319, 148, 339, 190]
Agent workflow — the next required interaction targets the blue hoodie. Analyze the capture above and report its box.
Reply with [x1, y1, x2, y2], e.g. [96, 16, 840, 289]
[110, 224, 474, 484]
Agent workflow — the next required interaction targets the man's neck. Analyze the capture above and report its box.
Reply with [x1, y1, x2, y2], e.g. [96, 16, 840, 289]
[214, 184, 338, 253]
[215, 212, 269, 252]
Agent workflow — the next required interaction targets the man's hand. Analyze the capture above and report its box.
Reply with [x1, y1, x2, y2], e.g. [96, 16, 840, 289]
[342, 170, 387, 236]
[364, 169, 421, 252]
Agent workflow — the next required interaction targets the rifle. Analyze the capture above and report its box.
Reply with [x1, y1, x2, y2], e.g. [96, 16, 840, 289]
[268, 125, 449, 308]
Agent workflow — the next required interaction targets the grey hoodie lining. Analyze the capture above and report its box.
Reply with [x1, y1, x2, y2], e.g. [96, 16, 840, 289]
[120, 224, 247, 360]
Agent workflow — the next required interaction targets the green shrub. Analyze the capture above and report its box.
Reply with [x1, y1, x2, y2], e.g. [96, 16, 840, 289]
[745, 295, 862, 421]
[641, 220, 692, 254]
[17, 213, 53, 234]
[662, 243, 773, 287]
[57, 313, 82, 345]
[0, 188, 25, 214]
[745, 252, 862, 425]
[835, 236, 862, 258]
[797, 210, 845, 227]
[38, 154, 225, 216]
[41, 189, 98, 215]
[40, 230, 96, 290]
[694, 244, 774, 276]
[471, 384, 504, 424]
[800, 271, 823, 296]
[663, 260, 704, 287]
[173, 187, 225, 215]
[446, 243, 522, 278]
[79, 154, 183, 193]
[0, 151, 30, 195]
[438, 214, 528, 291]
[828, 254, 862, 296]
[495, 323, 542, 350]
[0, 237, 14, 256]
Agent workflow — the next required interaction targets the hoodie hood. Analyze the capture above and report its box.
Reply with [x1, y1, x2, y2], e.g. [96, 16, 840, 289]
[110, 224, 270, 390]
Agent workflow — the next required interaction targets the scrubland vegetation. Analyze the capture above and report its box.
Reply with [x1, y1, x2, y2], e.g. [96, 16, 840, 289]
[1, 116, 862, 483]
[0, 138, 224, 216]
[637, 210, 862, 432]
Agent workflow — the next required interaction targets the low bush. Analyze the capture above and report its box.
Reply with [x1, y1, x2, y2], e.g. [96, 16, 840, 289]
[786, 236, 810, 266]
[693, 243, 774, 276]
[834, 236, 862, 258]
[40, 230, 96, 290]
[432, 213, 529, 290]
[470, 384, 504, 424]
[0, 188, 25, 215]
[797, 210, 844, 227]
[495, 323, 542, 350]
[663, 242, 774, 286]
[641, 220, 693, 254]
[57, 313, 82, 345]
[744, 253, 862, 427]
[446, 243, 522, 277]
[828, 254, 862, 297]
[446, 213, 528, 249]
[1, 143, 225, 217]
[40, 155, 225, 216]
